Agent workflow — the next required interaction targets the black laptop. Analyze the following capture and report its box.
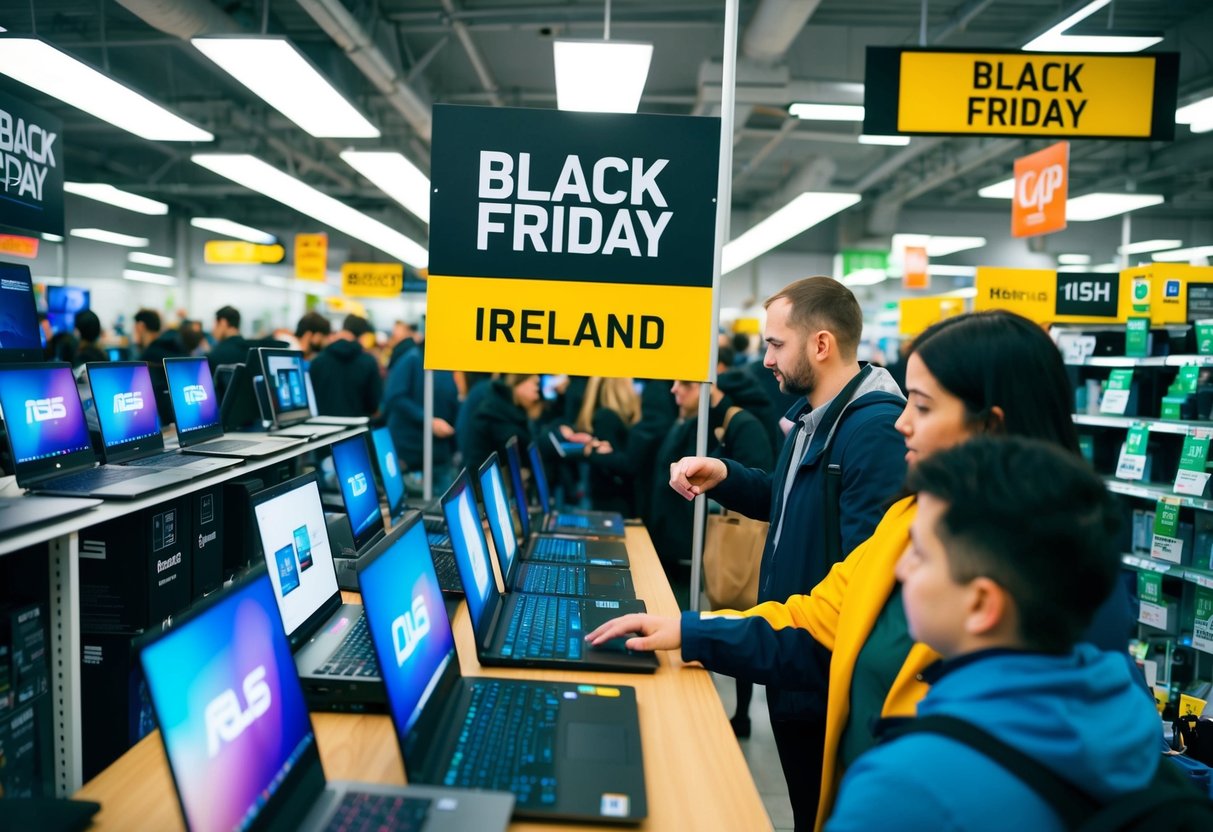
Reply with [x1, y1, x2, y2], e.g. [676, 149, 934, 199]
[253, 347, 353, 437]
[329, 433, 388, 554]
[479, 453, 634, 600]
[527, 440, 626, 537]
[358, 515, 648, 823]
[0, 495, 100, 534]
[137, 567, 514, 832]
[250, 471, 383, 711]
[440, 470, 657, 673]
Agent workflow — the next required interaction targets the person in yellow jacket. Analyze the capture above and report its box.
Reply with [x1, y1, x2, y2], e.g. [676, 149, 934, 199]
[587, 310, 1133, 831]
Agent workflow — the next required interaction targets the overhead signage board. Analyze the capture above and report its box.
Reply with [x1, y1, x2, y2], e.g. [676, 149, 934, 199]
[425, 104, 721, 380]
[204, 240, 285, 264]
[1012, 141, 1068, 238]
[0, 90, 64, 236]
[864, 48, 1179, 140]
[899, 296, 964, 337]
[902, 246, 929, 290]
[0, 233, 39, 258]
[974, 266, 1129, 324]
[341, 262, 402, 297]
[294, 233, 328, 281]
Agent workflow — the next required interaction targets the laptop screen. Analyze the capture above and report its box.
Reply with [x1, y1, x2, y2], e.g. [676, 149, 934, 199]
[0, 364, 92, 467]
[165, 357, 221, 437]
[330, 434, 385, 551]
[88, 362, 162, 451]
[371, 427, 405, 519]
[251, 476, 340, 638]
[526, 442, 552, 511]
[440, 473, 496, 629]
[140, 573, 314, 832]
[360, 520, 455, 740]
[503, 437, 531, 538]
[258, 349, 311, 426]
[477, 455, 518, 580]
[0, 262, 42, 362]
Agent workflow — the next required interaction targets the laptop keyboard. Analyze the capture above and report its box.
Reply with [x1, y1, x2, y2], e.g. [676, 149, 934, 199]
[519, 564, 587, 596]
[196, 438, 260, 453]
[44, 466, 149, 490]
[431, 549, 463, 594]
[554, 512, 591, 529]
[324, 793, 430, 832]
[443, 679, 561, 808]
[314, 613, 379, 677]
[427, 531, 451, 549]
[122, 453, 196, 468]
[528, 537, 588, 564]
[501, 594, 581, 660]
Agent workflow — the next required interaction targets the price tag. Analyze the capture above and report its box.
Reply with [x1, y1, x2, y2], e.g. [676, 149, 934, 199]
[1125, 317, 1150, 358]
[1196, 320, 1213, 356]
[1193, 587, 1213, 655]
[1174, 433, 1211, 496]
[1177, 365, 1201, 395]
[1115, 425, 1149, 481]
[1100, 369, 1133, 415]
[1150, 497, 1182, 563]
[1139, 600, 1169, 629]
[1057, 333, 1097, 364]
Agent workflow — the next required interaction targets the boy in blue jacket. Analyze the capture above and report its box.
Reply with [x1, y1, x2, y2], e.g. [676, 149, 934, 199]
[826, 437, 1160, 831]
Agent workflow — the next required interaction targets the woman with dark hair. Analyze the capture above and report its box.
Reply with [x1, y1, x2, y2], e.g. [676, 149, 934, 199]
[588, 310, 1132, 831]
[463, 373, 542, 472]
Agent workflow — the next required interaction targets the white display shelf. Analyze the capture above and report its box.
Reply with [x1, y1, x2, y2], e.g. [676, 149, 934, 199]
[1073, 414, 1213, 435]
[1104, 478, 1213, 512]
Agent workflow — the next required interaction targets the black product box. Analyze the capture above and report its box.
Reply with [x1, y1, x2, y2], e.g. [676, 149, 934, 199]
[80, 631, 157, 782]
[80, 496, 192, 633]
[190, 485, 225, 599]
[0, 696, 52, 798]
[222, 460, 296, 577]
[0, 603, 48, 710]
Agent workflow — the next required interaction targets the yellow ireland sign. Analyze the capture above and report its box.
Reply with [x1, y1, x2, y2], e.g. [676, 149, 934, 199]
[341, 262, 402, 297]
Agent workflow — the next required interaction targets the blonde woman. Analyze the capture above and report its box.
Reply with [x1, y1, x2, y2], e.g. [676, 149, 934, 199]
[575, 377, 642, 516]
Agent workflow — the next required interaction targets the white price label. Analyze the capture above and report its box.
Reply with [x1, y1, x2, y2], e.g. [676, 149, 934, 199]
[1139, 600, 1169, 629]
[1100, 389, 1131, 415]
[1174, 469, 1211, 496]
[1150, 535, 1183, 564]
[1115, 451, 1147, 481]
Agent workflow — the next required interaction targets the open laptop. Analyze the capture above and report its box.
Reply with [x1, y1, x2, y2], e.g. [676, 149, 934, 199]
[164, 357, 306, 458]
[0, 362, 185, 498]
[0, 261, 44, 364]
[479, 453, 634, 600]
[329, 433, 387, 556]
[85, 361, 240, 476]
[250, 471, 384, 711]
[440, 470, 656, 673]
[358, 515, 648, 823]
[254, 348, 353, 437]
[528, 440, 626, 537]
[137, 567, 514, 832]
[370, 426, 407, 525]
[0, 495, 101, 534]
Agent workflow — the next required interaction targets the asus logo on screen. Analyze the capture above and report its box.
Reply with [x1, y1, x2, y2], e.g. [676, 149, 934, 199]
[205, 665, 272, 757]
[348, 472, 368, 497]
[183, 384, 208, 405]
[391, 595, 431, 666]
[113, 391, 144, 413]
[384, 451, 398, 478]
[25, 397, 66, 423]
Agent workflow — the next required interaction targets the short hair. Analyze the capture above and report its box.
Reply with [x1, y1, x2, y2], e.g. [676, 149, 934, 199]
[906, 437, 1120, 654]
[134, 309, 161, 333]
[75, 309, 101, 342]
[215, 305, 241, 330]
[179, 320, 204, 352]
[764, 276, 862, 359]
[296, 311, 331, 339]
[716, 345, 735, 368]
[731, 332, 751, 354]
[342, 314, 372, 339]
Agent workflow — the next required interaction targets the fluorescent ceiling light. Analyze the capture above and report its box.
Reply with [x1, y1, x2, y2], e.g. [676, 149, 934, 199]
[190, 217, 277, 245]
[553, 40, 652, 114]
[1023, 0, 1162, 53]
[789, 103, 865, 122]
[935, 287, 978, 298]
[1058, 253, 1092, 265]
[893, 233, 986, 258]
[841, 268, 886, 287]
[1091, 262, 1120, 273]
[69, 228, 149, 247]
[64, 182, 169, 215]
[193, 154, 429, 269]
[339, 150, 430, 224]
[1176, 95, 1213, 134]
[722, 192, 862, 274]
[192, 37, 379, 138]
[1066, 193, 1164, 221]
[1154, 245, 1213, 262]
[128, 252, 175, 268]
[978, 178, 1014, 199]
[260, 274, 334, 295]
[1117, 239, 1182, 255]
[41, 233, 64, 243]
[123, 269, 178, 286]
[0, 38, 212, 141]
[858, 134, 910, 146]
[1057, 265, 1093, 273]
[928, 265, 978, 277]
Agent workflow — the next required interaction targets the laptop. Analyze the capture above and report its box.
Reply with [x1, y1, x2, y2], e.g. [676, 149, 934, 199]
[358, 516, 648, 823]
[164, 357, 306, 458]
[0, 495, 101, 534]
[370, 426, 407, 525]
[440, 470, 657, 673]
[479, 453, 634, 600]
[503, 437, 631, 567]
[0, 261, 44, 364]
[254, 348, 353, 437]
[0, 362, 185, 498]
[85, 361, 240, 476]
[528, 440, 626, 537]
[250, 471, 384, 711]
[329, 433, 387, 556]
[137, 568, 514, 832]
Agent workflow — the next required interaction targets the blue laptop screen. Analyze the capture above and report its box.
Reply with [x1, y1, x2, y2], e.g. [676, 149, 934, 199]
[441, 477, 496, 629]
[260, 350, 310, 424]
[165, 358, 220, 435]
[331, 435, 384, 547]
[504, 439, 531, 538]
[526, 443, 551, 511]
[478, 458, 518, 579]
[360, 522, 455, 738]
[89, 363, 161, 448]
[0, 263, 41, 352]
[371, 427, 405, 517]
[140, 574, 313, 832]
[0, 365, 91, 466]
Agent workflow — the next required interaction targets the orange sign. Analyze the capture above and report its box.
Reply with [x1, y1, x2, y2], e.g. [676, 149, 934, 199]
[1012, 141, 1068, 238]
[0, 234, 39, 259]
[902, 246, 929, 289]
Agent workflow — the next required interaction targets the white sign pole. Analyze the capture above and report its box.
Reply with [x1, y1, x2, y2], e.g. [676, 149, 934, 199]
[423, 369, 434, 500]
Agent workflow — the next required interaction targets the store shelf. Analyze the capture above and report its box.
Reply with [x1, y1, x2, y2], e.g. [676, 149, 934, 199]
[1104, 478, 1213, 512]
[1074, 414, 1213, 435]
[1064, 354, 1213, 368]
[1122, 553, 1213, 590]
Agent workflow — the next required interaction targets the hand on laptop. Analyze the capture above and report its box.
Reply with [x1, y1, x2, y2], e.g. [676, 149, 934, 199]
[585, 614, 681, 652]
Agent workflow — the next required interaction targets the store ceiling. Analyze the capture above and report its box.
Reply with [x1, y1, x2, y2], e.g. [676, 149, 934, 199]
[4, 0, 1213, 259]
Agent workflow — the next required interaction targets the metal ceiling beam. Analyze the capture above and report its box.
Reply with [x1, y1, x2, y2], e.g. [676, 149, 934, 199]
[441, 0, 504, 107]
[928, 0, 997, 43]
[742, 0, 825, 63]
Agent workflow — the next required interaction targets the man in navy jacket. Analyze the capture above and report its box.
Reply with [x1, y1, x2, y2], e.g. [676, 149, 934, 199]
[667, 276, 906, 830]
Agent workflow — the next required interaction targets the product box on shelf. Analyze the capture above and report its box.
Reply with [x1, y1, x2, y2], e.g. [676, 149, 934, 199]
[0, 603, 48, 710]
[0, 695, 52, 798]
[189, 485, 224, 599]
[80, 630, 157, 782]
[221, 459, 297, 578]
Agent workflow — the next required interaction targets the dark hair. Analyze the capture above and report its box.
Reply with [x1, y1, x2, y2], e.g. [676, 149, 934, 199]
[74, 309, 101, 342]
[907, 437, 1119, 653]
[296, 311, 332, 339]
[716, 345, 736, 368]
[910, 311, 1079, 453]
[134, 308, 161, 333]
[764, 276, 862, 360]
[342, 314, 372, 339]
[731, 332, 751, 355]
[215, 305, 241, 330]
[179, 320, 205, 353]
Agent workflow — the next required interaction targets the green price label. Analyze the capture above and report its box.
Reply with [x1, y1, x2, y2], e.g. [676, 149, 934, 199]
[1196, 322, 1213, 356]
[1178, 366, 1200, 395]
[1153, 499, 1180, 537]
[1131, 277, 1151, 314]
[1126, 426, 1149, 456]
[1197, 587, 1213, 621]
[1138, 571, 1163, 603]
[1125, 317, 1150, 358]
[1179, 434, 1211, 472]
[1108, 369, 1134, 391]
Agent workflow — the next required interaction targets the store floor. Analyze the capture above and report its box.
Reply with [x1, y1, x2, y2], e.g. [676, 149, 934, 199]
[711, 674, 795, 831]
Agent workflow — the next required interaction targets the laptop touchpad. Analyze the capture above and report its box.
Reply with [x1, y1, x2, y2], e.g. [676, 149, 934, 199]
[567, 722, 627, 762]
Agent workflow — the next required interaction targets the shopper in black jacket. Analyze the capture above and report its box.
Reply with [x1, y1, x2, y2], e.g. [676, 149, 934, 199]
[134, 308, 186, 418]
[72, 310, 107, 367]
[573, 378, 642, 516]
[207, 305, 250, 372]
[308, 314, 382, 418]
[463, 374, 540, 472]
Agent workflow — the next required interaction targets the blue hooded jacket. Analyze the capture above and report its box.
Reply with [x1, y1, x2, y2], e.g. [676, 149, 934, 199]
[826, 646, 1160, 832]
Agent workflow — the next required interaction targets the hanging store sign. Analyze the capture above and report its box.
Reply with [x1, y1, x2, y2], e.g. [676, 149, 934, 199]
[975, 266, 1130, 324]
[294, 233, 328, 281]
[0, 90, 64, 236]
[1012, 141, 1068, 238]
[902, 246, 929, 290]
[898, 296, 964, 337]
[0, 233, 39, 258]
[863, 48, 1179, 140]
[341, 262, 402, 297]
[424, 104, 721, 380]
[204, 240, 285, 264]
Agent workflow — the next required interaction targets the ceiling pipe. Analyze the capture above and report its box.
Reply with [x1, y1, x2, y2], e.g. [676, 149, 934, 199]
[741, 0, 825, 63]
[113, 0, 241, 37]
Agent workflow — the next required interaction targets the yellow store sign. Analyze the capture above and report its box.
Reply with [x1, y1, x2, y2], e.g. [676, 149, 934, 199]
[974, 266, 1131, 324]
[341, 262, 402, 297]
[294, 233, 328, 281]
[899, 296, 965, 337]
[204, 240, 285, 264]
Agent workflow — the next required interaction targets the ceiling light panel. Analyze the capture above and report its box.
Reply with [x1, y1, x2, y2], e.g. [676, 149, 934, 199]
[978, 179, 1015, 199]
[64, 182, 169, 215]
[1117, 240, 1182, 255]
[789, 103, 865, 121]
[190, 217, 277, 244]
[1153, 246, 1213, 262]
[553, 40, 653, 114]
[69, 228, 149, 247]
[722, 192, 861, 275]
[339, 150, 430, 224]
[1066, 193, 1164, 221]
[1058, 254, 1092, 265]
[1023, 0, 1162, 52]
[123, 269, 177, 285]
[128, 252, 175, 268]
[858, 134, 910, 146]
